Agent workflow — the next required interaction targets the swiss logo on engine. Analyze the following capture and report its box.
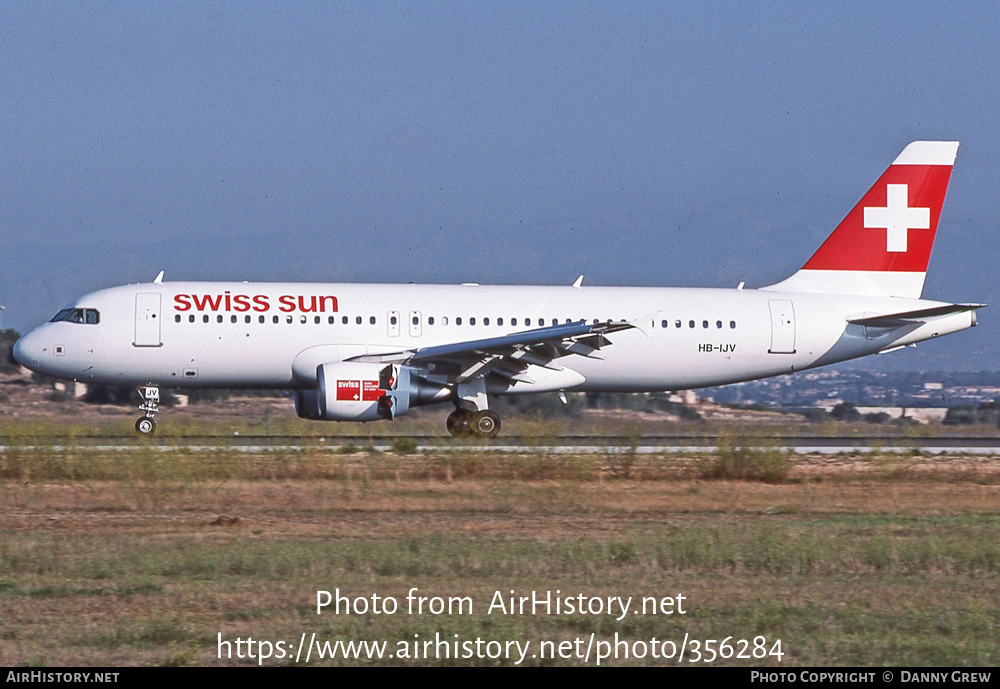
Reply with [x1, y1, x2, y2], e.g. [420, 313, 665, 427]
[336, 379, 381, 402]
[336, 380, 361, 401]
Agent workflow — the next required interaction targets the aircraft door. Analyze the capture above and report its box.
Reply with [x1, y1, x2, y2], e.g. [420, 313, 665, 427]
[767, 300, 796, 354]
[387, 311, 400, 337]
[409, 311, 422, 338]
[134, 293, 162, 347]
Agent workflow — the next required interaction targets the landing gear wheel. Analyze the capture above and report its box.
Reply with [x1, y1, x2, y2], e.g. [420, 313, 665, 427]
[135, 384, 161, 435]
[472, 410, 501, 438]
[135, 417, 156, 435]
[446, 410, 471, 437]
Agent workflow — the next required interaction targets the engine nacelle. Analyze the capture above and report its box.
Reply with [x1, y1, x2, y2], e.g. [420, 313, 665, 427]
[294, 362, 415, 422]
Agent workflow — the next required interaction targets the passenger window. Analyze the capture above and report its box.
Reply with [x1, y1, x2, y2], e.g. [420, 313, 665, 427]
[441, 316, 448, 326]
[273, 315, 279, 324]
[328, 316, 334, 324]
[260, 316, 266, 324]
[391, 315, 397, 325]
[470, 317, 476, 326]
[412, 316, 419, 326]
[246, 316, 251, 324]
[511, 318, 517, 326]
[217, 315, 224, 323]
[286, 316, 293, 324]
[497, 317, 503, 326]
[716, 320, 722, 329]
[730, 321, 737, 329]
[484, 317, 490, 326]
[175, 315, 181, 323]
[342, 316, 348, 325]
[231, 315, 237, 324]
[189, 315, 195, 323]
[661, 319, 668, 328]
[428, 316, 435, 325]
[314, 316, 321, 324]
[689, 320, 695, 328]
[370, 316, 376, 325]
[703, 320, 709, 328]
[203, 315, 209, 323]
[456, 317, 463, 325]
[355, 316, 362, 325]
[675, 320, 681, 328]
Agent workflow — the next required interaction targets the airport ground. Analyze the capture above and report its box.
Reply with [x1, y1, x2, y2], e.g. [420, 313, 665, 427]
[1, 392, 999, 666]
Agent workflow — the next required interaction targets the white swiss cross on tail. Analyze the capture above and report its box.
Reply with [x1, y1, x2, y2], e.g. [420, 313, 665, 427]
[864, 184, 930, 253]
[766, 141, 959, 299]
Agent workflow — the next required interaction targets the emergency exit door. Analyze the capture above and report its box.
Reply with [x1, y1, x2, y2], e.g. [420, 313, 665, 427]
[409, 311, 422, 337]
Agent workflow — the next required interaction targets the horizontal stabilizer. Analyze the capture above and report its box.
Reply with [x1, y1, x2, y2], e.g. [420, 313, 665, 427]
[847, 303, 985, 327]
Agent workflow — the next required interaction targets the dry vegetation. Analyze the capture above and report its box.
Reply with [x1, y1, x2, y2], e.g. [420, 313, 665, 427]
[2, 370, 999, 665]
[0, 435, 998, 666]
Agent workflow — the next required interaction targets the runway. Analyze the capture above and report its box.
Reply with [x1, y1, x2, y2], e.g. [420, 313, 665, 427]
[4, 434, 1000, 455]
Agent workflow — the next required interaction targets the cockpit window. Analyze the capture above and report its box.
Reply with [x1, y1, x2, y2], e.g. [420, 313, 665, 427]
[50, 308, 100, 324]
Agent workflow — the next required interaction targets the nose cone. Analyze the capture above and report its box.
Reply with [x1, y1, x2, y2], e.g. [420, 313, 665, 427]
[12, 330, 38, 370]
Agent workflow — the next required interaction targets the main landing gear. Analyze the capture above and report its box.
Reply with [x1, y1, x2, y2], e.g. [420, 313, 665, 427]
[446, 379, 500, 438]
[446, 409, 501, 438]
[135, 384, 160, 435]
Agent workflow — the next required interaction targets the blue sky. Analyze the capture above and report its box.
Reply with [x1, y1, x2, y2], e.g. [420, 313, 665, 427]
[2, 2, 999, 367]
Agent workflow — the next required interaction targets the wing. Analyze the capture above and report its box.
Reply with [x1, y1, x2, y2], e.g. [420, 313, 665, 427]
[348, 320, 633, 388]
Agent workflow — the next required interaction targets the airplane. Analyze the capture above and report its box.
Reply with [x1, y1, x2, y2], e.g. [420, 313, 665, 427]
[13, 141, 982, 437]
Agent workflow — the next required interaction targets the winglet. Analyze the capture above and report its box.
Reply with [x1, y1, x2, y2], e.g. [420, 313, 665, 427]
[153, 271, 164, 284]
[572, 275, 584, 288]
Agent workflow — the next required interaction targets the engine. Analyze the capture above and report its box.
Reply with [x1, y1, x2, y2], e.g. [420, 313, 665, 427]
[294, 362, 420, 421]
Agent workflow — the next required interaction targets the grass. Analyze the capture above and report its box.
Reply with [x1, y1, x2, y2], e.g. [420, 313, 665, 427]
[0, 436, 998, 666]
[702, 435, 792, 483]
[6, 409, 1000, 442]
[6, 523, 996, 581]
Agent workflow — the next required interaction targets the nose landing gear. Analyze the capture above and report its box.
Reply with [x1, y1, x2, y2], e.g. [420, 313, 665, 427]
[135, 384, 160, 435]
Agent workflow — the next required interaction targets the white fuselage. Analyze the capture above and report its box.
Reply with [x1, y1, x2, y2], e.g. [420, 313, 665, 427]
[13, 281, 975, 396]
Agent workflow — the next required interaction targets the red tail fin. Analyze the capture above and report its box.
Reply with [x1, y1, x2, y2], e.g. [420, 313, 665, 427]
[766, 141, 958, 298]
